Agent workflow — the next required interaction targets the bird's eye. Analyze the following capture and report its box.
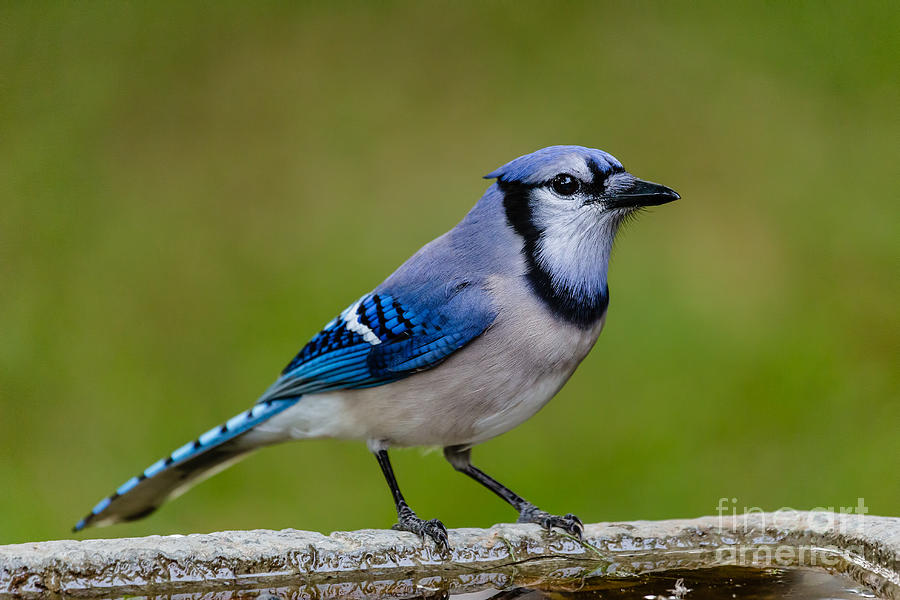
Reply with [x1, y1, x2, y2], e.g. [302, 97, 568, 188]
[550, 174, 580, 196]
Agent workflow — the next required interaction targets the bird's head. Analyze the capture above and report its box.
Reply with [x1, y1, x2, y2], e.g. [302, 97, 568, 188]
[485, 145, 679, 326]
[486, 144, 679, 230]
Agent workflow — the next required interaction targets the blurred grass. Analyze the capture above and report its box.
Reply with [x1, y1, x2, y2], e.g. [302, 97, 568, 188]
[0, 2, 897, 543]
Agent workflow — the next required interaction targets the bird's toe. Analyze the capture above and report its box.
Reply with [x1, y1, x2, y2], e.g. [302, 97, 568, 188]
[393, 511, 451, 551]
[559, 513, 584, 539]
[422, 518, 450, 551]
[518, 506, 584, 539]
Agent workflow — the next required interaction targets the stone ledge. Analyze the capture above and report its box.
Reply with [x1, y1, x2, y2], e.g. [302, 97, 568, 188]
[1, 512, 897, 598]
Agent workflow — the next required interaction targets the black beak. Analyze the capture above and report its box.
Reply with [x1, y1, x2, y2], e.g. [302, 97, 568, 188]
[606, 177, 680, 209]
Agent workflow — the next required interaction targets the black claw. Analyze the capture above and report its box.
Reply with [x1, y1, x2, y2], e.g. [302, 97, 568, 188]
[422, 518, 449, 550]
[518, 506, 584, 540]
[393, 510, 451, 551]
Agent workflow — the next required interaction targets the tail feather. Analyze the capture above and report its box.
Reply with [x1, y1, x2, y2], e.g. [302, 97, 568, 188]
[73, 398, 299, 532]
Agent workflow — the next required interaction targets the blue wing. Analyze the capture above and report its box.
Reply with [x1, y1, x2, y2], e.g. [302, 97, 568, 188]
[259, 287, 495, 402]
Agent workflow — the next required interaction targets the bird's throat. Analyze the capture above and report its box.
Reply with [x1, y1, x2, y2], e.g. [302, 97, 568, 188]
[501, 183, 613, 328]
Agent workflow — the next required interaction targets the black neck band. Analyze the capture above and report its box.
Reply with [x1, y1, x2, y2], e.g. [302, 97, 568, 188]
[499, 181, 609, 328]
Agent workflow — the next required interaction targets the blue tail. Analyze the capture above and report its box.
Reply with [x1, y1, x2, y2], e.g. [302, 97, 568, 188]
[73, 398, 298, 532]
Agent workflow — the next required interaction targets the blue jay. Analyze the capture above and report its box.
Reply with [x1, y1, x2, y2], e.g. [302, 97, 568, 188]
[74, 145, 678, 549]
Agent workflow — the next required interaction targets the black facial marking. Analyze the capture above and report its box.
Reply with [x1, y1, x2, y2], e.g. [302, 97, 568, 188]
[585, 160, 623, 196]
[500, 180, 609, 328]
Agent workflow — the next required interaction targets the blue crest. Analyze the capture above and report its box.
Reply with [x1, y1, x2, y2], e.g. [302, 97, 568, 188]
[485, 145, 624, 185]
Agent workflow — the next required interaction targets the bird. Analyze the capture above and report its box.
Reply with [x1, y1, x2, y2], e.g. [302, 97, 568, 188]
[73, 145, 678, 549]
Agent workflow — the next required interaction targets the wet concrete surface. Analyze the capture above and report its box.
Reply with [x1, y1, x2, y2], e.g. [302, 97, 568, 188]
[1, 512, 897, 598]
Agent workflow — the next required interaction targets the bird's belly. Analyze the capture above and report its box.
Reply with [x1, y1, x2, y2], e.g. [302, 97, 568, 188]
[462, 370, 572, 445]
[318, 361, 576, 448]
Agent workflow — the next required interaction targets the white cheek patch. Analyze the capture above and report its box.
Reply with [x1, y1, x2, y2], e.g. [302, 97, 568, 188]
[529, 190, 620, 296]
[530, 187, 581, 213]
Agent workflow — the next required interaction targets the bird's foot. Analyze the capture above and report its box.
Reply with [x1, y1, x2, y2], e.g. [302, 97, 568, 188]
[517, 504, 584, 539]
[392, 506, 450, 551]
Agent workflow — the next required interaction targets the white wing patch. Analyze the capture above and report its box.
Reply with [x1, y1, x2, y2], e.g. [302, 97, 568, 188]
[342, 299, 382, 345]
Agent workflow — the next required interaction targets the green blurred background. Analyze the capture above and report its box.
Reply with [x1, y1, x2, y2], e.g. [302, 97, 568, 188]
[1, 2, 897, 544]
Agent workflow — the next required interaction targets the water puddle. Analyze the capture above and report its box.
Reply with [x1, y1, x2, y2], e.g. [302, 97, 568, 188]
[453, 566, 878, 599]
[95, 565, 880, 599]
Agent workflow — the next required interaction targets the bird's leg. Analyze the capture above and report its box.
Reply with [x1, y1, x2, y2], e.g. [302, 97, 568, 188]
[443, 446, 583, 539]
[373, 449, 449, 550]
